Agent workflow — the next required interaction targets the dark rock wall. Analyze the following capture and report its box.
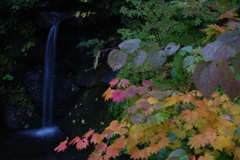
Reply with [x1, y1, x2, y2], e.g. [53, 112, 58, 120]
[3, 3, 120, 135]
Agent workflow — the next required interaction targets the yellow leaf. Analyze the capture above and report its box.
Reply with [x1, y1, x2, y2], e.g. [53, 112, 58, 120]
[211, 135, 230, 151]
[164, 96, 179, 107]
[81, 12, 87, 18]
[102, 87, 114, 101]
[234, 147, 240, 159]
[183, 122, 193, 130]
[198, 153, 215, 160]
[230, 105, 240, 115]
[220, 94, 230, 102]
[170, 139, 181, 150]
[233, 115, 240, 126]
[188, 134, 208, 149]
[147, 96, 158, 104]
[181, 110, 199, 123]
[194, 148, 203, 154]
[174, 129, 186, 138]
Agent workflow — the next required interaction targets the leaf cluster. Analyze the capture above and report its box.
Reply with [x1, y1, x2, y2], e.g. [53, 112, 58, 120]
[57, 79, 240, 160]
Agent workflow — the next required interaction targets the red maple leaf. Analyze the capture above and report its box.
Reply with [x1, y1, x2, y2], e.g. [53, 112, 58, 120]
[90, 133, 102, 144]
[125, 85, 137, 98]
[108, 78, 120, 86]
[87, 152, 102, 160]
[54, 137, 68, 152]
[120, 79, 130, 88]
[142, 80, 153, 87]
[95, 142, 107, 152]
[69, 136, 81, 145]
[112, 90, 125, 102]
[83, 129, 94, 138]
[76, 137, 89, 150]
[105, 145, 120, 158]
[137, 87, 147, 95]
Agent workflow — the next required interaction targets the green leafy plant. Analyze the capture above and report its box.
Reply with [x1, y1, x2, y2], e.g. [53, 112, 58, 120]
[118, 0, 239, 46]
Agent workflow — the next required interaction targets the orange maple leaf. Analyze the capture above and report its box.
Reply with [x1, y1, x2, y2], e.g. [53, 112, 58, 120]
[188, 134, 209, 149]
[129, 146, 150, 160]
[102, 87, 114, 101]
[234, 147, 240, 159]
[54, 137, 68, 152]
[112, 138, 126, 149]
[95, 142, 107, 153]
[87, 152, 102, 160]
[108, 78, 120, 86]
[181, 109, 199, 123]
[90, 133, 102, 144]
[105, 145, 120, 158]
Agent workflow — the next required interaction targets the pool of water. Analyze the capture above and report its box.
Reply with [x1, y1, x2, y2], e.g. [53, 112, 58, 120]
[0, 129, 90, 160]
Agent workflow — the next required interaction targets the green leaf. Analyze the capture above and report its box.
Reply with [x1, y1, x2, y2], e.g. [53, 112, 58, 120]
[178, 51, 187, 56]
[165, 42, 180, 55]
[75, 11, 81, 17]
[193, 61, 218, 98]
[168, 149, 189, 160]
[236, 128, 240, 136]
[108, 49, 127, 71]
[217, 60, 240, 99]
[174, 54, 183, 70]
[146, 115, 157, 125]
[118, 39, 141, 53]
[183, 56, 196, 69]
[180, 46, 193, 53]
[149, 50, 167, 70]
[132, 50, 147, 68]
[155, 110, 170, 122]
[171, 68, 185, 81]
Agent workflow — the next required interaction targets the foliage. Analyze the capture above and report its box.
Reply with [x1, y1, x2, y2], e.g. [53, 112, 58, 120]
[201, 8, 240, 44]
[118, 0, 239, 46]
[193, 26, 240, 99]
[77, 38, 107, 57]
[94, 38, 202, 92]
[56, 79, 240, 160]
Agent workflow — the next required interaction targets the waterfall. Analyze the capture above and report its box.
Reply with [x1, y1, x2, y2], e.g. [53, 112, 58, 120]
[42, 24, 58, 128]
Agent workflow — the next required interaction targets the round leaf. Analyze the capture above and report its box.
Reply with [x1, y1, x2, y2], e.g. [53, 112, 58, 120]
[108, 49, 127, 71]
[180, 46, 193, 53]
[168, 149, 189, 160]
[193, 61, 218, 98]
[165, 42, 180, 55]
[149, 50, 167, 70]
[118, 39, 141, 53]
[132, 50, 147, 68]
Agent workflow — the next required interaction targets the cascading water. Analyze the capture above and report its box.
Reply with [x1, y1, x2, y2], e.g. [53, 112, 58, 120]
[43, 24, 58, 128]
[33, 24, 60, 137]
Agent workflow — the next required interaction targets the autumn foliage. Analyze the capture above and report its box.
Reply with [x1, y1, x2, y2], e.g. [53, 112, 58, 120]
[55, 78, 240, 159]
